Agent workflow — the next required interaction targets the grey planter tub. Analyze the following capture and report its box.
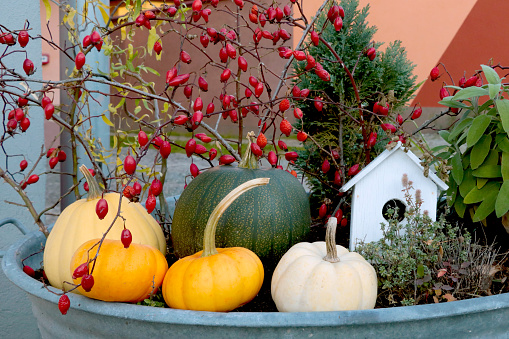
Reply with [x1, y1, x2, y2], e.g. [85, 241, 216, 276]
[2, 217, 509, 338]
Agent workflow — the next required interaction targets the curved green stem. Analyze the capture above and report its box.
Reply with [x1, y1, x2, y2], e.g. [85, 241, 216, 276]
[79, 164, 102, 200]
[323, 217, 340, 263]
[201, 178, 270, 257]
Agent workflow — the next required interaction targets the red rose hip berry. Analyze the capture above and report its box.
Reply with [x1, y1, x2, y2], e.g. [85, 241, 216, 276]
[121, 228, 132, 248]
[95, 198, 108, 219]
[58, 294, 70, 315]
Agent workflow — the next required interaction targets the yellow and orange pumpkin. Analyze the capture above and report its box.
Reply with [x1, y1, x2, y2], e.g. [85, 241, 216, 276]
[43, 165, 166, 290]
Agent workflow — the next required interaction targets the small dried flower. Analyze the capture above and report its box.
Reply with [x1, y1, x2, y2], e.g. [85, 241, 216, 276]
[415, 189, 422, 204]
[401, 173, 408, 187]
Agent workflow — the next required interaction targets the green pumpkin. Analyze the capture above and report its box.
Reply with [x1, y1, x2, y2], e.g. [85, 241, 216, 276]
[172, 133, 311, 271]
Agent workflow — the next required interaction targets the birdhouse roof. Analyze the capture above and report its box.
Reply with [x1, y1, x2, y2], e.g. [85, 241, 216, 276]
[340, 142, 448, 192]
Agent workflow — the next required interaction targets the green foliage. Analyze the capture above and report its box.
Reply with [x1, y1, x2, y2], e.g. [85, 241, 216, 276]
[292, 0, 418, 216]
[356, 177, 473, 306]
[437, 64, 509, 223]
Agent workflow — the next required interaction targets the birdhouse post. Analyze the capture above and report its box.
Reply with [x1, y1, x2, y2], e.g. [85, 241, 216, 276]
[340, 142, 448, 251]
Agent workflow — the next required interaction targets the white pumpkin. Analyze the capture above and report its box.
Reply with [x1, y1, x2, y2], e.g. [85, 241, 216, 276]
[271, 217, 377, 312]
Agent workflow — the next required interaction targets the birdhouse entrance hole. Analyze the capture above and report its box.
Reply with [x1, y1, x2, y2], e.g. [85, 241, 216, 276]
[382, 199, 406, 222]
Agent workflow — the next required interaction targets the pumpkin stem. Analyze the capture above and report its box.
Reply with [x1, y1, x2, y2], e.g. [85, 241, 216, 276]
[79, 164, 103, 201]
[202, 178, 270, 257]
[323, 217, 340, 263]
[238, 131, 259, 169]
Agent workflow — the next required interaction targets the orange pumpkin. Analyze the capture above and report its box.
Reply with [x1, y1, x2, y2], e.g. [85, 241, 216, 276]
[71, 239, 168, 303]
[162, 178, 268, 312]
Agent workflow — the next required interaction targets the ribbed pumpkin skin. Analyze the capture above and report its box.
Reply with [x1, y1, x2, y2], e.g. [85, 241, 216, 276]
[43, 193, 166, 290]
[71, 239, 168, 303]
[271, 242, 377, 312]
[162, 247, 264, 312]
[171, 166, 311, 270]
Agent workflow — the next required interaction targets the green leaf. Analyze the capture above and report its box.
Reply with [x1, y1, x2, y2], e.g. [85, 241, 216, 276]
[496, 98, 509, 134]
[452, 87, 489, 101]
[134, 0, 142, 17]
[501, 152, 509, 181]
[454, 198, 466, 218]
[488, 84, 501, 99]
[464, 182, 500, 204]
[144, 67, 160, 76]
[495, 181, 509, 217]
[462, 152, 471, 169]
[473, 187, 499, 222]
[459, 169, 476, 197]
[479, 99, 496, 114]
[448, 117, 472, 142]
[472, 165, 502, 178]
[497, 136, 509, 153]
[451, 152, 463, 185]
[481, 64, 501, 85]
[438, 130, 450, 143]
[477, 178, 488, 189]
[101, 114, 114, 127]
[485, 149, 499, 165]
[466, 115, 491, 147]
[438, 98, 470, 109]
[416, 264, 424, 278]
[470, 134, 492, 169]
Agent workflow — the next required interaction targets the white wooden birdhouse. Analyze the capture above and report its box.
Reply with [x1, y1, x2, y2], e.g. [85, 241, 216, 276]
[340, 142, 448, 251]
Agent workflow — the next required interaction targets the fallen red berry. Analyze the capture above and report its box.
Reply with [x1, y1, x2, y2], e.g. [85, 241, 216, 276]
[23, 265, 35, 277]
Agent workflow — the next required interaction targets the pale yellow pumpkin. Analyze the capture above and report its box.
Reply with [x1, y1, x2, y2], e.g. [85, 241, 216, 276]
[271, 217, 377, 312]
[43, 165, 166, 290]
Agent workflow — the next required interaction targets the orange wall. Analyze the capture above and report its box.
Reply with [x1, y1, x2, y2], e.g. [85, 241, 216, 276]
[297, 0, 480, 105]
